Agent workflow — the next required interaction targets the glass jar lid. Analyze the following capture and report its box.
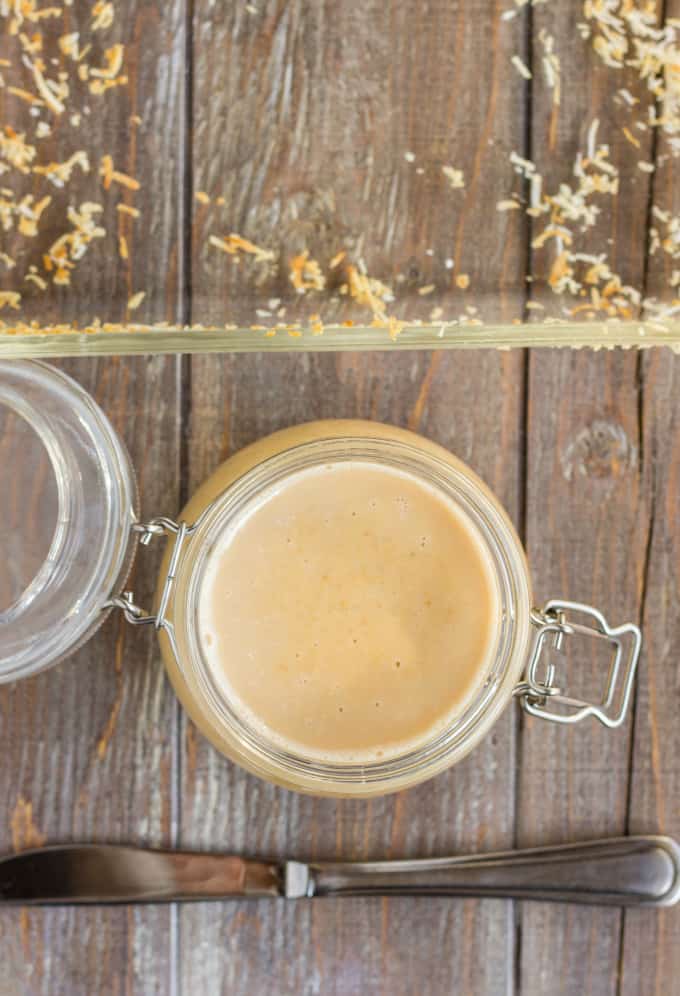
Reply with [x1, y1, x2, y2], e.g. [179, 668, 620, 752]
[0, 360, 138, 682]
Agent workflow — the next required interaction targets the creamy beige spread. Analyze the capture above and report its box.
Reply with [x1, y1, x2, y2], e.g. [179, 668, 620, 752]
[198, 458, 499, 763]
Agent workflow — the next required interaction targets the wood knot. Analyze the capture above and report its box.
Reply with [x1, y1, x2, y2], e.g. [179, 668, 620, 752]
[560, 420, 637, 482]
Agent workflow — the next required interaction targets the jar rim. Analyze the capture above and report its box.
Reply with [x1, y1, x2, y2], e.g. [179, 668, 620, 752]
[169, 431, 532, 795]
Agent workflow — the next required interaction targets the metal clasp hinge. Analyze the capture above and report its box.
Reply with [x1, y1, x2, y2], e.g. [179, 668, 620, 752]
[104, 516, 196, 660]
[513, 600, 642, 728]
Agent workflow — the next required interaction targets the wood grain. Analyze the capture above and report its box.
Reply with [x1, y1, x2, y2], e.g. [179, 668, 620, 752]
[618, 1, 680, 987]
[190, 0, 529, 328]
[2, 0, 680, 993]
[519, 352, 650, 996]
[516, 3, 657, 993]
[618, 351, 680, 996]
[0, 1, 186, 327]
[0, 0, 187, 992]
[526, 3, 654, 317]
[179, 348, 524, 996]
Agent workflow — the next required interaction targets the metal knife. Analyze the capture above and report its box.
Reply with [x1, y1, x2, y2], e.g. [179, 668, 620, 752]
[1, 835, 678, 907]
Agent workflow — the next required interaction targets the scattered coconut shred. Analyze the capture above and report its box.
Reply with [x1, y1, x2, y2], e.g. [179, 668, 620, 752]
[0, 0, 145, 314]
[2, 0, 680, 338]
[289, 250, 326, 293]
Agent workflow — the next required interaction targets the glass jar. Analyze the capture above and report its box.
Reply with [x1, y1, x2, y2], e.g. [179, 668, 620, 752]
[0, 360, 137, 682]
[0, 366, 640, 799]
[119, 420, 640, 798]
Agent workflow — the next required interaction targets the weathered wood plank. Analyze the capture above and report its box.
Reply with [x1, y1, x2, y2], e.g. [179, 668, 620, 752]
[179, 347, 524, 996]
[618, 351, 680, 996]
[517, 3, 658, 993]
[619, 0, 680, 980]
[185, 2, 529, 990]
[0, 0, 186, 991]
[519, 350, 650, 996]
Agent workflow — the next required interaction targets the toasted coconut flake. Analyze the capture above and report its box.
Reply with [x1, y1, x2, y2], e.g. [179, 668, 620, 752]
[119, 234, 128, 259]
[34, 149, 89, 186]
[195, 190, 210, 205]
[24, 56, 66, 114]
[92, 1, 114, 31]
[510, 151, 537, 177]
[90, 44, 124, 80]
[0, 126, 36, 172]
[455, 274, 470, 289]
[19, 32, 43, 55]
[7, 85, 44, 105]
[25, 269, 47, 289]
[343, 264, 394, 321]
[209, 233, 275, 263]
[442, 165, 465, 189]
[99, 154, 140, 191]
[511, 54, 532, 79]
[368, 314, 405, 340]
[58, 32, 85, 61]
[127, 291, 145, 311]
[116, 203, 140, 218]
[622, 126, 640, 148]
[43, 202, 105, 285]
[538, 27, 561, 105]
[17, 194, 51, 236]
[329, 249, 346, 269]
[497, 199, 521, 211]
[418, 284, 435, 296]
[618, 87, 638, 106]
[289, 250, 326, 292]
[0, 291, 21, 310]
[89, 73, 128, 95]
[649, 211, 680, 263]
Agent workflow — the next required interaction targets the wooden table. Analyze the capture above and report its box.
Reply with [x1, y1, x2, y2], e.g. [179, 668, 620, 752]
[2, 2, 680, 993]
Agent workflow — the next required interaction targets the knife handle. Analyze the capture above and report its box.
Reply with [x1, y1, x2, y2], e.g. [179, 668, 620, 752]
[307, 836, 680, 907]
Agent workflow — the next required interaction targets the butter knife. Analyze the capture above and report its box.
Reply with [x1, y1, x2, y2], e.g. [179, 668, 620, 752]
[1, 836, 678, 907]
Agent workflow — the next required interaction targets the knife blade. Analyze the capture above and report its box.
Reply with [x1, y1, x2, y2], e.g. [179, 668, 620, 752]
[1, 836, 678, 907]
[0, 845, 282, 904]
